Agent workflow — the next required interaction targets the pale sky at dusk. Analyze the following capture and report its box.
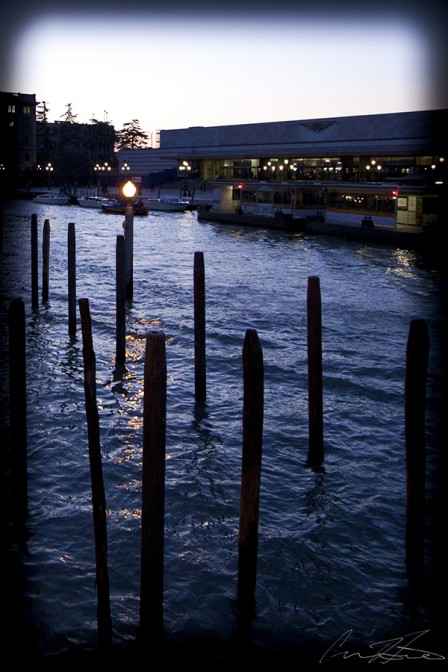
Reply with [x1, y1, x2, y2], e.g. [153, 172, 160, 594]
[2, 1, 448, 140]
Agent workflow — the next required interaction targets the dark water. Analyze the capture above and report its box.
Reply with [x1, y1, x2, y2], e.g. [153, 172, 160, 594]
[0, 200, 446, 661]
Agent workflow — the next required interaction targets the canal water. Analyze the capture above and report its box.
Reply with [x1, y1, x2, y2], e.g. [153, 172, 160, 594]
[0, 200, 446, 660]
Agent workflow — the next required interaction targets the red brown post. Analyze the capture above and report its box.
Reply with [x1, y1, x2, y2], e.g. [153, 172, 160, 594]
[31, 214, 38, 311]
[79, 298, 112, 650]
[194, 251, 206, 402]
[405, 318, 429, 577]
[42, 219, 50, 303]
[9, 298, 27, 529]
[68, 222, 76, 335]
[237, 328, 264, 634]
[116, 235, 126, 365]
[307, 275, 324, 465]
[140, 331, 167, 643]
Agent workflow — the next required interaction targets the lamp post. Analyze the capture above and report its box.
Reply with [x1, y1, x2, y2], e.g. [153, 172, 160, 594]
[122, 180, 136, 300]
[46, 162, 53, 188]
[94, 161, 111, 195]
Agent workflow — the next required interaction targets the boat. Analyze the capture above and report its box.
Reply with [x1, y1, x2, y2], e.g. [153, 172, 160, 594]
[77, 196, 105, 209]
[100, 199, 149, 216]
[144, 197, 190, 212]
[32, 193, 71, 205]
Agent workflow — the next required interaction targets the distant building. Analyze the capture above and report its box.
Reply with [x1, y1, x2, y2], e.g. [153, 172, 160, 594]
[116, 148, 178, 187]
[0, 91, 37, 183]
[37, 119, 116, 186]
[156, 109, 447, 226]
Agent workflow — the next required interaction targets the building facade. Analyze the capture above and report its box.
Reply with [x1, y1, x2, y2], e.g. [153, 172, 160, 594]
[36, 119, 116, 187]
[0, 91, 37, 184]
[156, 109, 447, 226]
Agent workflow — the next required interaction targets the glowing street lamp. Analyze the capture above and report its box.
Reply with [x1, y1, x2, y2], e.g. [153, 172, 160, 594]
[122, 179, 137, 200]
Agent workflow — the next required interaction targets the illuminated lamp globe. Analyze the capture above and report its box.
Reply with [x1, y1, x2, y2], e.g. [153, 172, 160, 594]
[122, 180, 137, 199]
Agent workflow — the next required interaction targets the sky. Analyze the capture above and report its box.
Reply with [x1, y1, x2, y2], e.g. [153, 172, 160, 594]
[1, 0, 448, 141]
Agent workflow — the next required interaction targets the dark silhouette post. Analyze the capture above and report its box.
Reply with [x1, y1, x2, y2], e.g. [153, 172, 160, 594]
[124, 203, 134, 300]
[9, 298, 27, 529]
[140, 331, 167, 643]
[42, 219, 50, 303]
[68, 222, 76, 335]
[116, 235, 126, 365]
[237, 328, 264, 637]
[79, 298, 112, 650]
[405, 318, 429, 577]
[31, 214, 38, 311]
[307, 275, 324, 465]
[194, 251, 206, 402]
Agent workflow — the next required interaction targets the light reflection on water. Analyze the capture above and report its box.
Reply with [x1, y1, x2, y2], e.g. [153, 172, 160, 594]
[0, 200, 446, 658]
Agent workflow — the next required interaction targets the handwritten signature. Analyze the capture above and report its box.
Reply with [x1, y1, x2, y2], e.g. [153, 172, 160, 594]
[320, 629, 445, 663]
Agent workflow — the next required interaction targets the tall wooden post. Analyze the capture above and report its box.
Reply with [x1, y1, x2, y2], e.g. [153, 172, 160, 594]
[31, 214, 38, 311]
[307, 276, 324, 465]
[124, 203, 134, 300]
[194, 251, 206, 402]
[237, 328, 264, 634]
[68, 222, 76, 335]
[405, 318, 429, 577]
[9, 298, 27, 529]
[79, 298, 112, 650]
[116, 235, 126, 365]
[140, 331, 167, 643]
[42, 219, 50, 303]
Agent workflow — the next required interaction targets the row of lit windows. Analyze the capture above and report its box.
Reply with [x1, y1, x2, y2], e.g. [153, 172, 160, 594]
[6, 104, 32, 114]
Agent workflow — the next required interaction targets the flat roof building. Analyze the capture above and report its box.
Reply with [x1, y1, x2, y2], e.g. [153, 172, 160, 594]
[0, 91, 37, 183]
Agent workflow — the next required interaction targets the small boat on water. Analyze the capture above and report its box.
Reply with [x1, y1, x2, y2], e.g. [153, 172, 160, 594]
[101, 199, 149, 216]
[32, 193, 71, 205]
[77, 196, 105, 209]
[144, 197, 190, 212]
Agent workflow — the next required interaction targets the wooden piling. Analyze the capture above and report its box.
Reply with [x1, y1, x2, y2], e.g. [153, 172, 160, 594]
[237, 328, 264, 631]
[307, 276, 324, 466]
[116, 235, 126, 365]
[140, 331, 167, 643]
[405, 318, 429, 577]
[9, 298, 27, 528]
[194, 251, 206, 402]
[124, 204, 133, 300]
[68, 222, 76, 335]
[78, 298, 112, 650]
[31, 214, 38, 311]
[42, 219, 50, 303]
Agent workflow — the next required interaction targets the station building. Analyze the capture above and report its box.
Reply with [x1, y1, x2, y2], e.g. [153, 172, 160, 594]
[145, 108, 446, 228]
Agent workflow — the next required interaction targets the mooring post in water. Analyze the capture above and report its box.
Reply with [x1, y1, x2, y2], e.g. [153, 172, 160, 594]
[307, 275, 324, 466]
[140, 331, 166, 643]
[9, 298, 27, 528]
[116, 235, 126, 365]
[78, 297, 112, 651]
[237, 329, 264, 637]
[68, 222, 76, 335]
[31, 214, 38, 311]
[124, 203, 134, 300]
[405, 318, 429, 577]
[0, 211, 4, 255]
[194, 251, 206, 402]
[42, 219, 50, 303]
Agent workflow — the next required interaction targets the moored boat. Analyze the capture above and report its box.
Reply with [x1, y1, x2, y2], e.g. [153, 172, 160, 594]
[144, 197, 190, 212]
[100, 199, 149, 216]
[77, 196, 105, 209]
[32, 193, 71, 205]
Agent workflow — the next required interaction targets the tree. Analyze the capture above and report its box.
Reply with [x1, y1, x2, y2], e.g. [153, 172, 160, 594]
[115, 119, 149, 150]
[61, 103, 77, 123]
[37, 101, 50, 123]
